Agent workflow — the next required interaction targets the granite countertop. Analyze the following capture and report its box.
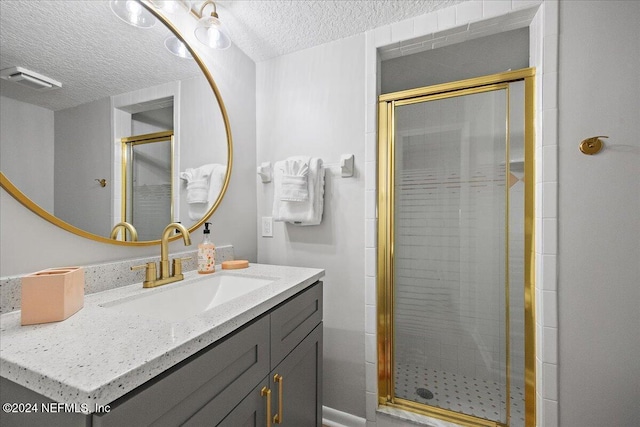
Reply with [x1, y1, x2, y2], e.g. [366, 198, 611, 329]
[0, 263, 324, 411]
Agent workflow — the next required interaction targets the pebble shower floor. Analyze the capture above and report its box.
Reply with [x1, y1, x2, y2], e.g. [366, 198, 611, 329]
[395, 362, 525, 426]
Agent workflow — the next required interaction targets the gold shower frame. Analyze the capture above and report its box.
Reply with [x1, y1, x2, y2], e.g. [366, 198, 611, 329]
[120, 130, 175, 240]
[377, 68, 536, 427]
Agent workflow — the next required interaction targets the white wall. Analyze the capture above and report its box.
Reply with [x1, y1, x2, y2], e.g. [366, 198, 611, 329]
[256, 34, 366, 417]
[54, 97, 112, 237]
[0, 96, 54, 212]
[557, 1, 640, 425]
[0, 11, 257, 277]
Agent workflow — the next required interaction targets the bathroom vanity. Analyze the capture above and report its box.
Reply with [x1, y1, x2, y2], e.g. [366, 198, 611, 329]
[0, 264, 324, 426]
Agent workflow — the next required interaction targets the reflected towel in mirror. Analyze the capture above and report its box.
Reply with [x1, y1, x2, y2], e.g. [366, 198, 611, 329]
[180, 164, 226, 220]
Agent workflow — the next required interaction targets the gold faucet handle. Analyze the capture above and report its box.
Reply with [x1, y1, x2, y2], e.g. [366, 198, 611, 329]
[131, 262, 157, 284]
[172, 257, 192, 277]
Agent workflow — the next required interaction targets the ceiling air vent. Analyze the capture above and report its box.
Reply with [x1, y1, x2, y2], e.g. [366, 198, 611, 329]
[0, 66, 62, 90]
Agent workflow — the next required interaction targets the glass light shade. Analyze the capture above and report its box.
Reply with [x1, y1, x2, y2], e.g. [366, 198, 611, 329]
[164, 35, 193, 58]
[194, 15, 231, 50]
[110, 0, 157, 28]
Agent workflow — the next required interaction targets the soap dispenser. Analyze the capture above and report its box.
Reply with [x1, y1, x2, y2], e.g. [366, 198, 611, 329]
[198, 222, 216, 274]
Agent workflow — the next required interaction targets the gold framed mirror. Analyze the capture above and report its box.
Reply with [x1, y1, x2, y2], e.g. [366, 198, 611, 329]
[0, 0, 232, 246]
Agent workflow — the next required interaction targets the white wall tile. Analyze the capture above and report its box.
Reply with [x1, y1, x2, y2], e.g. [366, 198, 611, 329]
[413, 12, 438, 36]
[365, 132, 377, 163]
[483, 0, 512, 18]
[366, 247, 377, 278]
[366, 361, 377, 393]
[542, 72, 558, 110]
[366, 304, 377, 334]
[366, 392, 377, 421]
[366, 100, 377, 134]
[542, 254, 557, 291]
[456, 1, 483, 24]
[437, 6, 456, 29]
[366, 276, 376, 306]
[374, 24, 392, 47]
[543, 327, 558, 364]
[543, 398, 559, 427]
[366, 332, 376, 363]
[542, 145, 558, 182]
[543, 363, 558, 400]
[543, 33, 559, 74]
[543, 0, 559, 36]
[542, 182, 557, 218]
[391, 18, 414, 43]
[365, 161, 377, 191]
[365, 190, 377, 221]
[542, 218, 557, 255]
[366, 218, 377, 248]
[542, 290, 558, 327]
[512, 0, 542, 10]
[542, 108, 558, 146]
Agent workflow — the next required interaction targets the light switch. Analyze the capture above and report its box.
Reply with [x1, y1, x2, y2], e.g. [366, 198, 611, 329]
[261, 216, 273, 237]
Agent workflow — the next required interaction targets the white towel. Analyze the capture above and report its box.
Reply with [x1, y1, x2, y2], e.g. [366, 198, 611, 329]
[280, 157, 310, 202]
[180, 164, 226, 220]
[273, 157, 324, 225]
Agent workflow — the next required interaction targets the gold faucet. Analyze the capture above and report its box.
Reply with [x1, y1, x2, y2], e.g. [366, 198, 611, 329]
[131, 223, 191, 288]
[110, 221, 138, 241]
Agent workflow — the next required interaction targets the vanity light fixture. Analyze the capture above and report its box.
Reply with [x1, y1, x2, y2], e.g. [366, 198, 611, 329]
[109, 0, 157, 28]
[193, 0, 232, 50]
[164, 35, 193, 58]
[150, 0, 189, 14]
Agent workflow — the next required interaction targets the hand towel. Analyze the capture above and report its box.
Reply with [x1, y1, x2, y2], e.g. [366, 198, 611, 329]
[273, 157, 324, 225]
[180, 164, 226, 220]
[280, 157, 310, 202]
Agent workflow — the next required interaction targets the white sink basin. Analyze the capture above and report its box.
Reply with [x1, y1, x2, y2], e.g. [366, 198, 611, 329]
[102, 274, 275, 322]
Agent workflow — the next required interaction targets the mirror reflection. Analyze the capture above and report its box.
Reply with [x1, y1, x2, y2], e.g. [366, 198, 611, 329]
[0, 0, 230, 243]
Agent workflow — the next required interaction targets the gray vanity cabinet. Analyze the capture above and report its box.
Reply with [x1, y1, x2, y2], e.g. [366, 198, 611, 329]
[269, 324, 323, 427]
[0, 281, 323, 427]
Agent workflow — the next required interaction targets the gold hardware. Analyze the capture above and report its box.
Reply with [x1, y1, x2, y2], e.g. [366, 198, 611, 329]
[579, 135, 608, 155]
[131, 262, 157, 287]
[377, 68, 537, 427]
[110, 222, 138, 242]
[172, 257, 192, 277]
[273, 374, 283, 424]
[95, 178, 107, 187]
[261, 386, 272, 427]
[131, 223, 191, 288]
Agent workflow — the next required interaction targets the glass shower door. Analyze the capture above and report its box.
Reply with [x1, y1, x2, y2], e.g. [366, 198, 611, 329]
[389, 82, 526, 426]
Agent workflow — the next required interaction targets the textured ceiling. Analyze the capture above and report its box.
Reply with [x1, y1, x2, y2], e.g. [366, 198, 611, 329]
[216, 0, 463, 62]
[1, 0, 463, 111]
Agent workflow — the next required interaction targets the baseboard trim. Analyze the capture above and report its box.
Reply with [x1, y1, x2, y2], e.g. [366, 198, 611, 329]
[322, 406, 367, 427]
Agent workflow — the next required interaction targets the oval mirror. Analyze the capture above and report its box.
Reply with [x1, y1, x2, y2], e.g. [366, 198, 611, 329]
[0, 0, 232, 245]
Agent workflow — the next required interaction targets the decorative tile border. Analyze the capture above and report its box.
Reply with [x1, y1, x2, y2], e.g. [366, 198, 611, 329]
[0, 245, 234, 314]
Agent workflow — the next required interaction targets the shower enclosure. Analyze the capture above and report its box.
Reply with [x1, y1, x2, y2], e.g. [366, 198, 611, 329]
[377, 69, 535, 427]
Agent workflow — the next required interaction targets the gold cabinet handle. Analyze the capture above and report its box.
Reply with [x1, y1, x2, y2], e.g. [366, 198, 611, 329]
[273, 374, 283, 424]
[261, 386, 272, 427]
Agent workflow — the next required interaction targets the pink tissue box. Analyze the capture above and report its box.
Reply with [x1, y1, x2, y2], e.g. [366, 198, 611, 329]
[21, 267, 84, 326]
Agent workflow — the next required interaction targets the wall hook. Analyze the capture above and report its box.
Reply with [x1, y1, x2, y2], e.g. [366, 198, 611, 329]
[95, 178, 107, 187]
[257, 162, 272, 183]
[579, 136, 608, 155]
